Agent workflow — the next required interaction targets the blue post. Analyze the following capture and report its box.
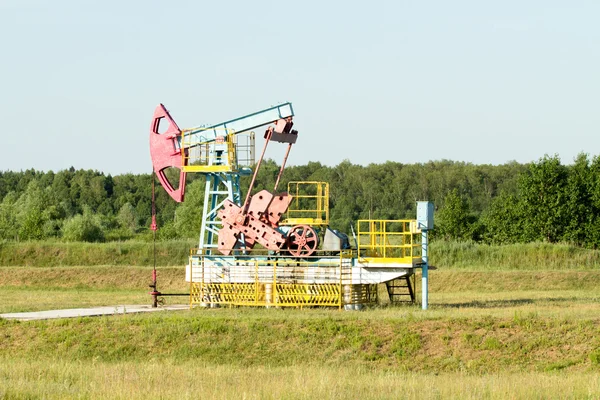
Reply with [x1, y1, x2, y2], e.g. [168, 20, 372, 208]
[416, 201, 433, 311]
[421, 228, 428, 310]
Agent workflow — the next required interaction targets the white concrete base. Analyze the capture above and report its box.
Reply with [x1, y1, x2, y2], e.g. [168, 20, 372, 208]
[0, 305, 189, 321]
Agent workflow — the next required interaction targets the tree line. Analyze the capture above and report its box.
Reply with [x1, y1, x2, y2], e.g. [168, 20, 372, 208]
[0, 154, 597, 246]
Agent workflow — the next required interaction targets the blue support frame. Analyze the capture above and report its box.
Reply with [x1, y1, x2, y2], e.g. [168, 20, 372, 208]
[199, 172, 242, 253]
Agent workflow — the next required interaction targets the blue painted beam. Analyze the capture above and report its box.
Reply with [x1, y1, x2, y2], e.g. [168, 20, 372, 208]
[184, 102, 294, 144]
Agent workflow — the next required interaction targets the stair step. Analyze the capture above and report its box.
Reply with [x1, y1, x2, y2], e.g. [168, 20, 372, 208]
[385, 276, 415, 303]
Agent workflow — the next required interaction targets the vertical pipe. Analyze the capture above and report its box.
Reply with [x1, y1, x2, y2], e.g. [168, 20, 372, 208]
[317, 184, 322, 221]
[338, 251, 342, 310]
[421, 229, 428, 310]
[151, 172, 158, 308]
[151, 267, 158, 308]
[254, 260, 259, 306]
[189, 257, 194, 309]
[273, 260, 277, 307]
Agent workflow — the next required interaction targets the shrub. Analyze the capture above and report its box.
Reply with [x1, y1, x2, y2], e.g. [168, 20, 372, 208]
[62, 210, 105, 242]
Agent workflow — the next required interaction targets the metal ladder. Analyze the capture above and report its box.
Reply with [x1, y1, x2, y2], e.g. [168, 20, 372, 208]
[385, 275, 415, 303]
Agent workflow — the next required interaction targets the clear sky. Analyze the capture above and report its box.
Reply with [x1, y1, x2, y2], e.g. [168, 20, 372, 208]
[1, 0, 598, 175]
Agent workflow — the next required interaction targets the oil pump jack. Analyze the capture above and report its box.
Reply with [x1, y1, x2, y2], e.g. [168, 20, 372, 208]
[149, 102, 433, 310]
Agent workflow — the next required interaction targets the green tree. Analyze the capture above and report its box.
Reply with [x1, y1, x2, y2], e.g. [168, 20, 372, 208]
[481, 191, 525, 244]
[62, 207, 105, 242]
[585, 155, 600, 247]
[117, 202, 138, 233]
[17, 181, 49, 240]
[436, 189, 473, 240]
[563, 153, 593, 245]
[171, 180, 203, 239]
[519, 155, 568, 243]
[328, 160, 363, 231]
[0, 192, 19, 240]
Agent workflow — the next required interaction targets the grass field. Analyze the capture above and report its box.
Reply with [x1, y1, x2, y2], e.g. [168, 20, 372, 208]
[2, 360, 599, 399]
[1, 245, 600, 398]
[4, 239, 600, 269]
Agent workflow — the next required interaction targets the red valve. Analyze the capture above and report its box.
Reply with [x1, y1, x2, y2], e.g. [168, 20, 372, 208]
[149, 104, 187, 202]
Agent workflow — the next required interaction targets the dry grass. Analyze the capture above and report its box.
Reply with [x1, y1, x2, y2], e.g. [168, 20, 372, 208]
[427, 290, 600, 320]
[0, 266, 188, 313]
[0, 287, 157, 313]
[1, 264, 600, 398]
[0, 359, 599, 399]
[1, 266, 599, 319]
[0, 266, 185, 290]
[430, 270, 600, 292]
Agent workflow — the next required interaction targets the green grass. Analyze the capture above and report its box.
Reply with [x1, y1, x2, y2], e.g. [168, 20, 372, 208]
[0, 239, 195, 267]
[432, 240, 600, 270]
[1, 307, 599, 373]
[1, 266, 600, 374]
[0, 266, 185, 290]
[3, 239, 600, 270]
[1, 250, 600, 398]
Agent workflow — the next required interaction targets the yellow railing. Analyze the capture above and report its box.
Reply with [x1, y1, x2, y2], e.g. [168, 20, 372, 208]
[180, 129, 255, 173]
[188, 251, 373, 308]
[282, 181, 329, 226]
[356, 219, 421, 263]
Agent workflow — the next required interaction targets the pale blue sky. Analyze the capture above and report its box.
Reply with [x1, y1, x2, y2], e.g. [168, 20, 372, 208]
[1, 1, 598, 175]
